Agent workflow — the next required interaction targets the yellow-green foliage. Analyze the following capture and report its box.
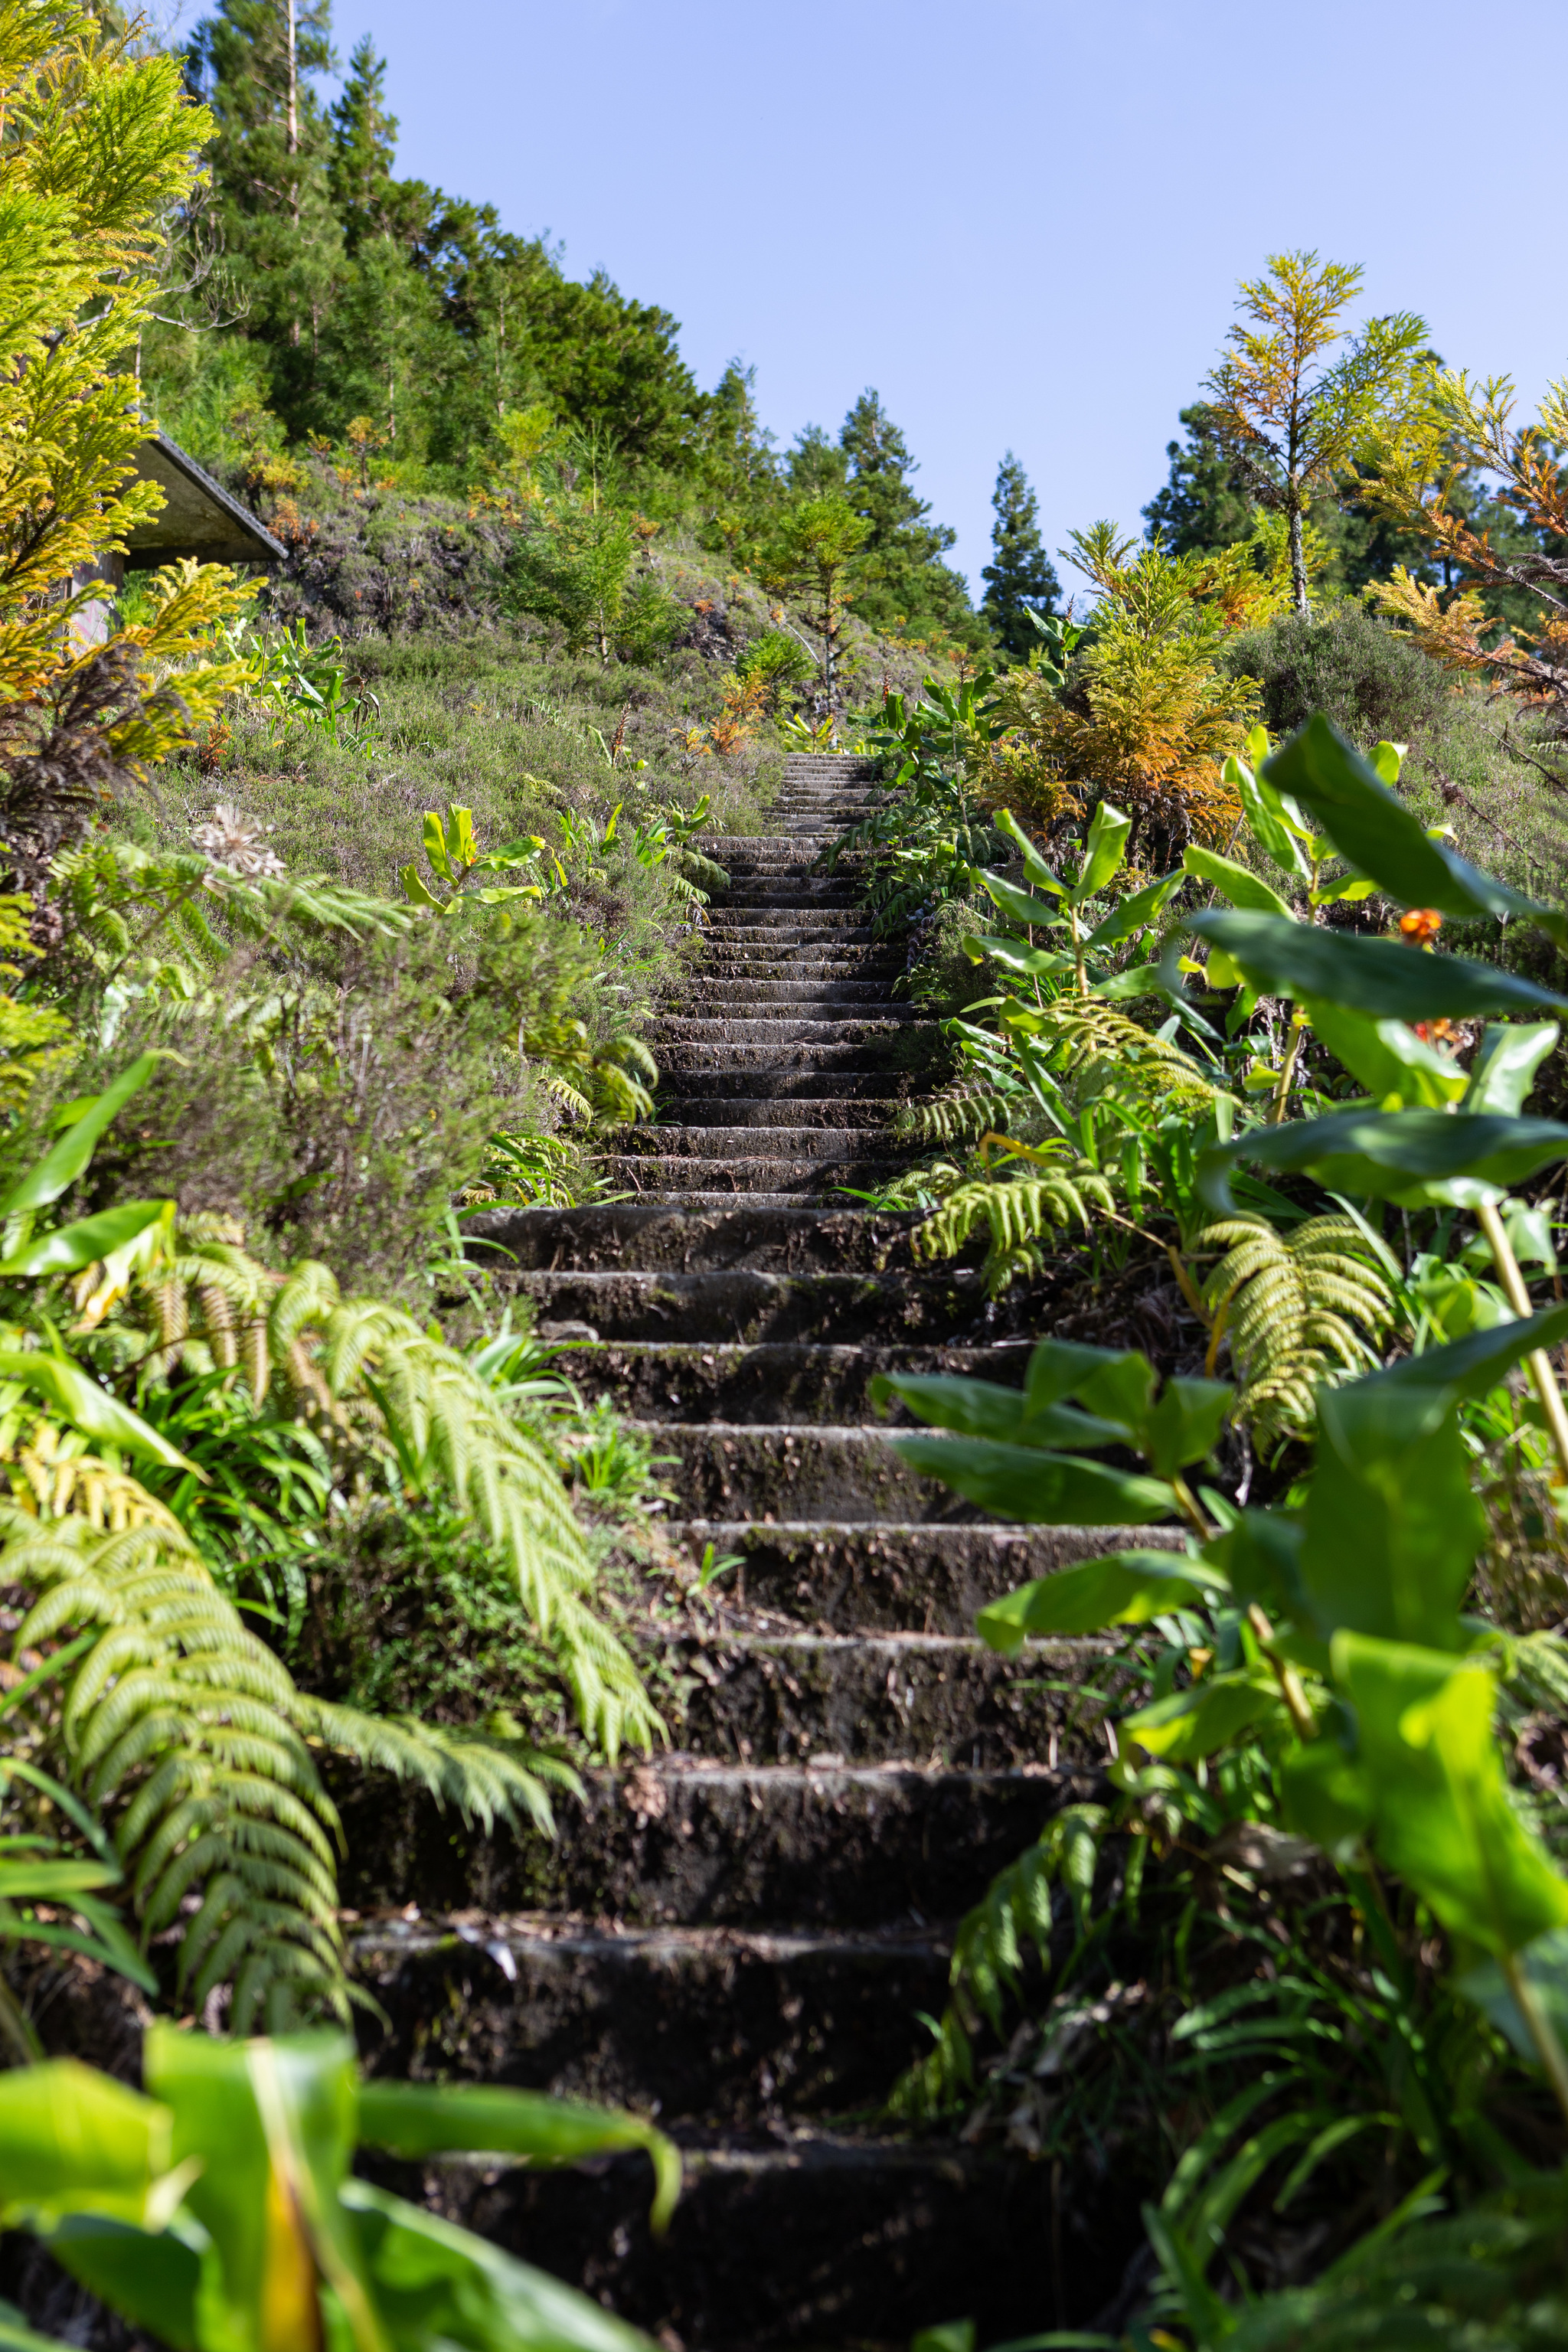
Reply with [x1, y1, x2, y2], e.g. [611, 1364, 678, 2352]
[1197, 1213, 1394, 1441]
[0, 894, 68, 1107]
[913, 1152, 1116, 1295]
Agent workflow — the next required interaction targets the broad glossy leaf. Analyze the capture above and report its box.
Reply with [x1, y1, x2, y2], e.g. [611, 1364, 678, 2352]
[0, 1200, 172, 1279]
[872, 1370, 1124, 1452]
[1182, 909, 1568, 1021]
[1301, 998, 1468, 1109]
[1357, 1304, 1568, 1404]
[1182, 846, 1295, 920]
[978, 1552, 1219, 1651]
[400, 861, 443, 908]
[357, 2080, 680, 2236]
[1141, 1375, 1232, 1479]
[0, 1057, 165, 1220]
[1083, 867, 1184, 949]
[1122, 1671, 1285, 1763]
[1300, 1384, 1484, 1651]
[1227, 752, 1310, 880]
[1334, 1637, 1568, 1957]
[995, 807, 1064, 895]
[1070, 1351, 1159, 1433]
[962, 934, 1074, 979]
[0, 1352, 197, 1472]
[1075, 799, 1132, 901]
[0, 2062, 165, 2216]
[1197, 1109, 1568, 1215]
[1024, 1338, 1143, 1413]
[1463, 1021, 1560, 1116]
[1266, 715, 1568, 945]
[32, 2214, 201, 2350]
[145, 2027, 352, 2352]
[342, 2176, 651, 2352]
[888, 1432, 1176, 1524]
[1278, 1736, 1374, 1857]
[975, 870, 1065, 930]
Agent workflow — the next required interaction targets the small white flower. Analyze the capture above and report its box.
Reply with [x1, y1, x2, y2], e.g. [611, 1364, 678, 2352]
[192, 803, 285, 880]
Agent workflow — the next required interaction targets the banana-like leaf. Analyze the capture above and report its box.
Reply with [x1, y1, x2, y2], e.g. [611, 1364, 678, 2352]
[1357, 1304, 1568, 1404]
[1302, 1000, 1468, 1109]
[0, 1200, 172, 1279]
[1182, 846, 1295, 920]
[962, 934, 1075, 979]
[888, 1432, 1176, 1524]
[0, 1352, 197, 1471]
[1265, 715, 1568, 946]
[1463, 1021, 1560, 1116]
[1197, 1109, 1568, 1214]
[1122, 1671, 1285, 1763]
[873, 1369, 1126, 1451]
[1076, 800, 1132, 901]
[357, 2079, 680, 2236]
[1227, 750, 1309, 880]
[1181, 910, 1568, 1021]
[978, 1551, 1221, 1651]
[975, 869, 1065, 929]
[995, 807, 1063, 895]
[0, 1058, 165, 1220]
[1083, 867, 1185, 949]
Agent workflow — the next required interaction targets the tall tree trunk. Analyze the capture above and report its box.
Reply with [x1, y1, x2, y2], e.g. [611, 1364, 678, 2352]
[1288, 485, 1309, 617]
[284, 0, 300, 345]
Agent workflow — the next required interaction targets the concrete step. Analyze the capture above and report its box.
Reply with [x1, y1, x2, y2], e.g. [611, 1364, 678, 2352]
[692, 982, 901, 1008]
[658, 1072, 905, 1104]
[625, 1125, 894, 1161]
[599, 1156, 903, 1195]
[654, 1037, 923, 1072]
[469, 1206, 922, 1276]
[704, 908, 874, 931]
[337, 1756, 1100, 1926]
[645, 1018, 919, 1045]
[642, 1421, 997, 1520]
[652, 1099, 894, 1130]
[505, 1269, 1003, 1344]
[653, 1628, 1110, 1767]
[354, 2126, 1117, 2352]
[574, 1339, 1026, 1420]
[354, 1914, 955, 2123]
[665, 1519, 1174, 1633]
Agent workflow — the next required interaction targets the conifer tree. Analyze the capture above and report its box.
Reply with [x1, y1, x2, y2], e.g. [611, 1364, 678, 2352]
[981, 452, 1061, 659]
[328, 34, 403, 251]
[832, 390, 978, 643]
[1142, 405, 1256, 556]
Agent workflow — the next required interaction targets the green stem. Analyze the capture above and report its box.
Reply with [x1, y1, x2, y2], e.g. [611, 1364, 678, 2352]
[1476, 1198, 1568, 1487]
[1268, 1008, 1306, 1125]
[1501, 1949, 1568, 2132]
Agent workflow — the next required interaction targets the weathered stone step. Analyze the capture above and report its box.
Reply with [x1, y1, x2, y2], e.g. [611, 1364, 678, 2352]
[472, 1206, 920, 1276]
[646, 1017, 918, 1044]
[642, 1423, 981, 1521]
[338, 1756, 1098, 1926]
[666, 1519, 1171, 1633]
[355, 1915, 953, 2123]
[653, 1098, 893, 1130]
[655, 1628, 1110, 1766]
[576, 1338, 1024, 1419]
[505, 1269, 1000, 1344]
[357, 2128, 1104, 2352]
[655, 1037, 920, 1072]
[599, 1155, 902, 1195]
[694, 982, 900, 1008]
[626, 1125, 893, 1159]
[704, 907, 874, 931]
[658, 1072, 904, 1104]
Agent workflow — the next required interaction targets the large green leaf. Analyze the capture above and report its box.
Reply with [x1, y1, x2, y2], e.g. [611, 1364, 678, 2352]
[0, 1200, 172, 1279]
[356, 2080, 680, 2236]
[874, 1369, 1125, 1452]
[1182, 909, 1568, 1021]
[1462, 1021, 1560, 1115]
[1197, 1109, 1568, 1214]
[28, 2215, 201, 2352]
[974, 868, 1065, 929]
[887, 1432, 1175, 1523]
[1302, 999, 1468, 1109]
[0, 2061, 165, 2219]
[1265, 714, 1568, 946]
[1362, 1305, 1568, 1403]
[0, 1351, 198, 1472]
[341, 2177, 652, 2352]
[1121, 1671, 1285, 1764]
[995, 807, 1064, 895]
[1182, 845, 1295, 919]
[977, 1551, 1220, 1651]
[1075, 799, 1132, 901]
[0, 1057, 167, 1221]
[1298, 1384, 1484, 1653]
[1335, 1638, 1568, 1958]
[1084, 867, 1184, 949]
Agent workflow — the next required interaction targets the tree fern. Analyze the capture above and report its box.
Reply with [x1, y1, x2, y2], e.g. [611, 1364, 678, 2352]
[1044, 998, 1220, 1116]
[1195, 1214, 1393, 1441]
[911, 1152, 1116, 1294]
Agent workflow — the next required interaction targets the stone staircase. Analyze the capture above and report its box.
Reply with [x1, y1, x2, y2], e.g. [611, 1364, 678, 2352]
[348, 757, 1150, 2348]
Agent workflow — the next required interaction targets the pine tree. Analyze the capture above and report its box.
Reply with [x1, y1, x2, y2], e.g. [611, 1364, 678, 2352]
[835, 390, 977, 642]
[328, 35, 412, 252]
[1142, 404, 1257, 555]
[981, 452, 1061, 659]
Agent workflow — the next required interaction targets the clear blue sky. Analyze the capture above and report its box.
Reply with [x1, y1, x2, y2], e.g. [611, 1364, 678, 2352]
[326, 0, 1567, 599]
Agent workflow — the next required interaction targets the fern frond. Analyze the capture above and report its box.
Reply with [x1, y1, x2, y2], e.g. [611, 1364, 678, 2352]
[893, 1083, 1018, 1147]
[305, 1698, 577, 1838]
[1197, 1214, 1393, 1442]
[912, 1155, 1116, 1294]
[1045, 998, 1219, 1114]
